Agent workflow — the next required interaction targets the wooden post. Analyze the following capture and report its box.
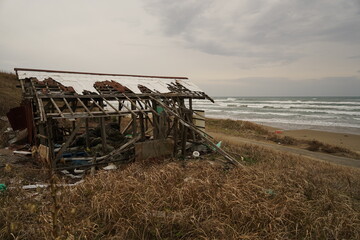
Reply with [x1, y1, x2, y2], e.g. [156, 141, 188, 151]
[46, 118, 55, 169]
[173, 118, 178, 156]
[148, 96, 241, 166]
[189, 98, 196, 141]
[118, 101, 122, 132]
[131, 103, 137, 137]
[152, 100, 159, 139]
[85, 118, 90, 149]
[180, 98, 188, 157]
[99, 100, 107, 153]
[38, 123, 47, 145]
[159, 112, 167, 139]
[91, 156, 96, 176]
[100, 117, 107, 153]
[54, 119, 82, 163]
[139, 112, 145, 141]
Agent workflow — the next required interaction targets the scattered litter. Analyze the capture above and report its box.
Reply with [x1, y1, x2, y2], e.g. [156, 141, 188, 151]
[103, 163, 117, 170]
[13, 150, 32, 155]
[265, 189, 276, 196]
[61, 170, 84, 179]
[0, 184, 7, 192]
[20, 180, 84, 190]
[192, 151, 200, 158]
[74, 169, 85, 174]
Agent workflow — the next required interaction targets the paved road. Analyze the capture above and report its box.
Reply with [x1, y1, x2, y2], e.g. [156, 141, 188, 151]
[209, 132, 360, 169]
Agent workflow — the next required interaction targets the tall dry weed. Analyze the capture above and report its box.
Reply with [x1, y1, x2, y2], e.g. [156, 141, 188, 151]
[1, 144, 360, 239]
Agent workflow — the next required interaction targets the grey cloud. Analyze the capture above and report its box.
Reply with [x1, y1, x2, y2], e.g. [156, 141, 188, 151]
[144, 1, 212, 36]
[144, 0, 360, 63]
[201, 76, 360, 96]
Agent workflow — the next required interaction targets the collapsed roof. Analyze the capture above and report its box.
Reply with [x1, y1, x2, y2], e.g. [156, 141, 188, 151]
[15, 68, 211, 98]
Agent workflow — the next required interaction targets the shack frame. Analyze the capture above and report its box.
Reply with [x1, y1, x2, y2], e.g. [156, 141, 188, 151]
[14, 68, 238, 168]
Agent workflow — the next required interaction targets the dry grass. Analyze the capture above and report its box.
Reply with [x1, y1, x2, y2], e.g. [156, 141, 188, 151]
[207, 118, 360, 159]
[206, 118, 269, 136]
[1, 141, 360, 239]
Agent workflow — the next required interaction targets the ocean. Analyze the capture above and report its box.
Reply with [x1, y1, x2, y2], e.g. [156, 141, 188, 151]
[193, 96, 360, 135]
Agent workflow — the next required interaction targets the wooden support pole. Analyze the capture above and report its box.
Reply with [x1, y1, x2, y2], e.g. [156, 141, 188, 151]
[180, 98, 188, 157]
[99, 100, 107, 153]
[152, 100, 159, 139]
[77, 97, 94, 117]
[122, 94, 156, 127]
[139, 112, 145, 141]
[90, 98, 107, 115]
[118, 101, 122, 132]
[85, 118, 90, 149]
[38, 123, 47, 145]
[173, 118, 178, 156]
[121, 118, 133, 135]
[50, 98, 65, 118]
[149, 96, 241, 167]
[114, 97, 136, 116]
[54, 119, 82, 163]
[131, 104, 137, 137]
[46, 118, 56, 169]
[63, 98, 74, 115]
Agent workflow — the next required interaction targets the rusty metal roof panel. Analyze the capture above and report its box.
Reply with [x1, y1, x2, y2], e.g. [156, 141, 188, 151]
[15, 68, 204, 95]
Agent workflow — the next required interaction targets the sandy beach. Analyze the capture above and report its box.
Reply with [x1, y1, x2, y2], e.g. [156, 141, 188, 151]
[252, 122, 360, 153]
[279, 129, 360, 153]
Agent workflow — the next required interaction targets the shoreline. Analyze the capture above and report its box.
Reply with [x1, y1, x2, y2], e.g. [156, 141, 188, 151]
[206, 117, 360, 153]
[205, 115, 360, 136]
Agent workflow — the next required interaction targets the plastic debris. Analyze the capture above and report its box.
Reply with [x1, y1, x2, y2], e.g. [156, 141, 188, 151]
[265, 189, 276, 196]
[0, 184, 7, 192]
[13, 150, 32, 155]
[192, 151, 200, 157]
[103, 163, 117, 170]
[60, 170, 83, 179]
[20, 180, 84, 190]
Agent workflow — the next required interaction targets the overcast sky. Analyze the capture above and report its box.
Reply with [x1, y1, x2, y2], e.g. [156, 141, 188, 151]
[1, 0, 360, 96]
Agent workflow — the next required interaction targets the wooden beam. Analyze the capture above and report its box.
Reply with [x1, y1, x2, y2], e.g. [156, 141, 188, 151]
[90, 98, 107, 115]
[85, 118, 90, 149]
[54, 119, 82, 163]
[63, 98, 74, 115]
[149, 96, 241, 167]
[49, 98, 65, 118]
[100, 117, 107, 153]
[76, 97, 94, 117]
[121, 118, 133, 135]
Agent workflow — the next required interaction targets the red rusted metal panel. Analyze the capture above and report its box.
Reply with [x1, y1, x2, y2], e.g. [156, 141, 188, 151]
[7, 106, 27, 131]
[6, 101, 35, 144]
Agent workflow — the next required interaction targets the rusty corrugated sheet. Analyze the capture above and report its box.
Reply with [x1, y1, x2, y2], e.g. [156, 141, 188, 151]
[6, 101, 35, 144]
[7, 106, 27, 131]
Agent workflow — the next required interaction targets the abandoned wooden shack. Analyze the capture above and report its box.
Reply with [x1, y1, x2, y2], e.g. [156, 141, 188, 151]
[11, 68, 238, 169]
